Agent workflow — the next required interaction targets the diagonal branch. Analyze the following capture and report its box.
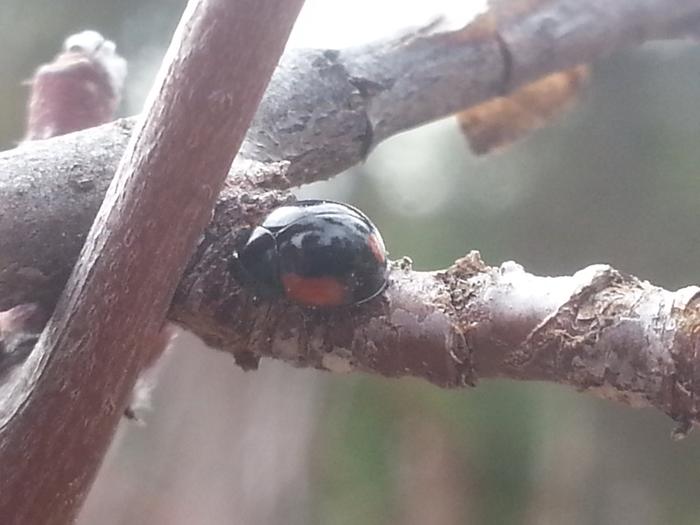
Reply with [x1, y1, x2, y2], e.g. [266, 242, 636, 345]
[0, 0, 304, 523]
[0, 0, 699, 440]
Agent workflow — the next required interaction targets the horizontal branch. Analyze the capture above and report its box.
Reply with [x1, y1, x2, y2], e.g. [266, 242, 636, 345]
[173, 232, 700, 429]
[1, 0, 700, 429]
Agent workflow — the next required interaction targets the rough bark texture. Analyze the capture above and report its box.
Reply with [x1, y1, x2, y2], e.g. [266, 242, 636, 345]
[0, 0, 305, 523]
[0, 0, 699, 478]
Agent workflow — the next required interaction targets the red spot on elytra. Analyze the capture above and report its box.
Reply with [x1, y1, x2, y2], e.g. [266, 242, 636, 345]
[281, 273, 348, 306]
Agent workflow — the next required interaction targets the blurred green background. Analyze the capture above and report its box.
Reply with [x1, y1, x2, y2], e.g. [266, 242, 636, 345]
[3, 1, 700, 524]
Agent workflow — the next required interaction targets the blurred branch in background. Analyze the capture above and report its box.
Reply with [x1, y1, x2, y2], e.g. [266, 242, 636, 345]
[24, 30, 127, 140]
[393, 414, 473, 524]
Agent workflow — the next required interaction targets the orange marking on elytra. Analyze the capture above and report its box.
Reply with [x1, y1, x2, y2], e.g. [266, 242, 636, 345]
[281, 273, 348, 306]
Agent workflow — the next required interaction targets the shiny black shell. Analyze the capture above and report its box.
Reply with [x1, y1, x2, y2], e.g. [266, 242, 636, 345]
[237, 200, 389, 307]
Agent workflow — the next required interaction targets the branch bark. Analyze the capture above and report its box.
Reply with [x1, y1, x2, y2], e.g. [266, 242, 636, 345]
[0, 0, 699, 454]
[0, 0, 304, 523]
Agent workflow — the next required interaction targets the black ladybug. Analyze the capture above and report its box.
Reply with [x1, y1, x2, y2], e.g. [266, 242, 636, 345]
[237, 200, 389, 307]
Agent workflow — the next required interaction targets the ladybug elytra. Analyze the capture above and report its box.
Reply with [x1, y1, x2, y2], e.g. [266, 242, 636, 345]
[237, 200, 389, 307]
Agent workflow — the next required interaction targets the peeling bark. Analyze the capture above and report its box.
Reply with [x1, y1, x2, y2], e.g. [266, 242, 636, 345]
[447, 259, 700, 432]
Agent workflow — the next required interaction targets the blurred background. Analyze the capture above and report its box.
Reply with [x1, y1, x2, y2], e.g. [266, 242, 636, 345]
[2, 1, 700, 524]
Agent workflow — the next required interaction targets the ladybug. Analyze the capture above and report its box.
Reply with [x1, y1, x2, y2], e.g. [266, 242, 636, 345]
[237, 200, 389, 307]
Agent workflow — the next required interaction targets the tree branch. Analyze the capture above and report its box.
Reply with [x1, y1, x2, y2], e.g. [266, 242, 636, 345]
[174, 247, 700, 434]
[1, 0, 699, 442]
[0, 0, 304, 523]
